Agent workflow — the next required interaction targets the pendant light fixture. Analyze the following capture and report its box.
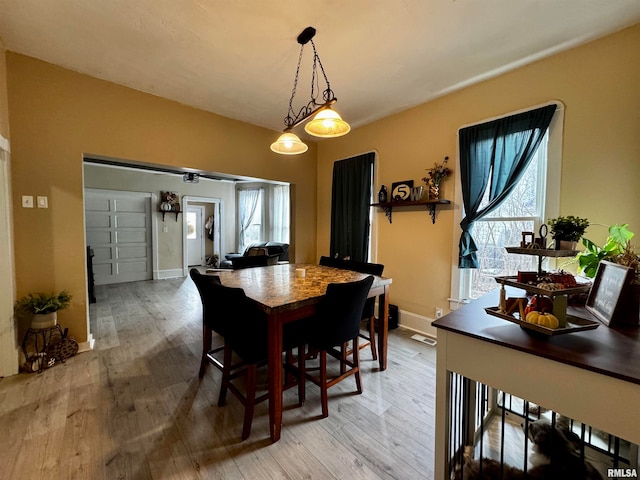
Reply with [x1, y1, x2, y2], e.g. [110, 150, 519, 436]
[270, 26, 350, 155]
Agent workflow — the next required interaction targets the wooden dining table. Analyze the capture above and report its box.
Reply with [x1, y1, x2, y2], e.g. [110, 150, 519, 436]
[214, 263, 392, 442]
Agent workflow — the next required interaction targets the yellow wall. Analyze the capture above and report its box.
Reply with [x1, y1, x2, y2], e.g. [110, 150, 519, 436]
[0, 39, 9, 138]
[317, 24, 640, 322]
[7, 54, 318, 343]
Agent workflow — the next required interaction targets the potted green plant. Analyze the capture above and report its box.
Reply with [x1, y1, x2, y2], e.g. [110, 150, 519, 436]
[547, 215, 589, 250]
[15, 290, 72, 329]
[576, 224, 637, 279]
[576, 224, 639, 324]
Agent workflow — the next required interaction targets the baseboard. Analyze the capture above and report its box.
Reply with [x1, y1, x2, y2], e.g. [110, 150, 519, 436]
[156, 269, 184, 279]
[0, 346, 20, 377]
[397, 309, 438, 339]
[78, 333, 95, 353]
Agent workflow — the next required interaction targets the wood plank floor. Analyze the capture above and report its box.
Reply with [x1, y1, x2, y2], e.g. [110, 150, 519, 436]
[0, 277, 437, 479]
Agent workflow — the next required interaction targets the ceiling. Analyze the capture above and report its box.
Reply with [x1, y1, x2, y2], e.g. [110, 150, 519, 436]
[1, 1, 640, 135]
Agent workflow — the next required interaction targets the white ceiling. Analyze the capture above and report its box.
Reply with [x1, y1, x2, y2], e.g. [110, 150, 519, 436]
[1, 1, 640, 134]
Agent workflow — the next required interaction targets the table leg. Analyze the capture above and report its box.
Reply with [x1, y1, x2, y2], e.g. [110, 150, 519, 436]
[267, 313, 283, 442]
[377, 285, 389, 371]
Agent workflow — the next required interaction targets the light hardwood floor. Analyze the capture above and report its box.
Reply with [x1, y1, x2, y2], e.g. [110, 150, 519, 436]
[0, 277, 437, 479]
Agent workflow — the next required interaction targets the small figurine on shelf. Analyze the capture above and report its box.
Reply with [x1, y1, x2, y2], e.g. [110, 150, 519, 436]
[378, 185, 388, 203]
[422, 156, 452, 199]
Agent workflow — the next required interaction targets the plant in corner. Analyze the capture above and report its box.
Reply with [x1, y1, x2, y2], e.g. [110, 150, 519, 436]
[15, 290, 72, 329]
[547, 215, 589, 249]
[576, 224, 639, 281]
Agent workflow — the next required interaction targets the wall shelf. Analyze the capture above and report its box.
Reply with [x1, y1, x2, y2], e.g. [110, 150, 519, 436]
[371, 199, 451, 224]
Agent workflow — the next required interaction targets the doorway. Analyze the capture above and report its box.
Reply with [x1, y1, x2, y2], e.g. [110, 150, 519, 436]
[186, 205, 205, 266]
[182, 196, 222, 273]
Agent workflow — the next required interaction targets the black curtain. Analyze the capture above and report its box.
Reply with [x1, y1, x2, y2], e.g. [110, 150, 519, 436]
[459, 104, 556, 268]
[330, 152, 375, 262]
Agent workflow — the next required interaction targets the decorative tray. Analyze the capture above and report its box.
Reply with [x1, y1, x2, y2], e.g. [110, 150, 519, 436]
[493, 276, 592, 297]
[484, 306, 600, 336]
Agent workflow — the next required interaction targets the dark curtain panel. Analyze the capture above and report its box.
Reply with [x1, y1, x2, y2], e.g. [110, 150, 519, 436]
[330, 152, 375, 262]
[458, 104, 556, 268]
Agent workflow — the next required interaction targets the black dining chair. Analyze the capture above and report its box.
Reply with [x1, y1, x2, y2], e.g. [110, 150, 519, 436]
[190, 268, 229, 377]
[190, 268, 303, 440]
[298, 275, 375, 418]
[319, 256, 385, 361]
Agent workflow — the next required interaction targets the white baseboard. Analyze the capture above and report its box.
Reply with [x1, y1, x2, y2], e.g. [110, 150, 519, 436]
[156, 269, 184, 280]
[397, 309, 438, 339]
[0, 346, 20, 377]
[78, 333, 95, 353]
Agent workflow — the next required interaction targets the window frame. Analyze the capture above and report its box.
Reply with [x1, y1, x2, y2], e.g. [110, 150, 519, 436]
[449, 101, 564, 308]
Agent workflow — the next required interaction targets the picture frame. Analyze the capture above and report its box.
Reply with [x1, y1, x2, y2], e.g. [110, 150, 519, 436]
[585, 260, 636, 327]
[390, 180, 414, 201]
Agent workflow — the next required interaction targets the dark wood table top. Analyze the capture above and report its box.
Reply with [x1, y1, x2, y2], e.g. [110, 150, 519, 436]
[214, 263, 392, 315]
[432, 288, 640, 385]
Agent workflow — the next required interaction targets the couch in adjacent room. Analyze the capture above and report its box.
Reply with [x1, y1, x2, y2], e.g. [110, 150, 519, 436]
[220, 242, 290, 269]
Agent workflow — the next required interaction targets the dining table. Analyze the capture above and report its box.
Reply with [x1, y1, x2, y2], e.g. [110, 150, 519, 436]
[213, 262, 392, 442]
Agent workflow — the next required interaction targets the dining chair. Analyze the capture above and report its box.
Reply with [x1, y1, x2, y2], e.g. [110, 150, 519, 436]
[191, 268, 303, 440]
[190, 268, 228, 377]
[318, 256, 385, 361]
[298, 275, 375, 418]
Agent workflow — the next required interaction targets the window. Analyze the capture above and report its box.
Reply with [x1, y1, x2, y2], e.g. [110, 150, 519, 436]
[451, 102, 563, 305]
[237, 184, 291, 252]
[237, 188, 263, 252]
[270, 185, 290, 244]
[467, 134, 546, 298]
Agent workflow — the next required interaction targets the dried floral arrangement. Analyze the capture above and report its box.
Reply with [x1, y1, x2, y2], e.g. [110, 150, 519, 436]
[422, 156, 452, 187]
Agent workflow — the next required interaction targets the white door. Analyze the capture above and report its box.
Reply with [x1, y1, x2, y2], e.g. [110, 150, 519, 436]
[85, 189, 152, 285]
[186, 205, 204, 266]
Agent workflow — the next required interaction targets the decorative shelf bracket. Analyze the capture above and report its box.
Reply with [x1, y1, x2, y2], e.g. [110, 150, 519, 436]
[382, 205, 393, 223]
[428, 203, 437, 224]
[161, 211, 181, 222]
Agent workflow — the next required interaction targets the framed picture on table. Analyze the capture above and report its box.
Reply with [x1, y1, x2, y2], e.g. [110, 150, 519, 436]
[585, 260, 636, 327]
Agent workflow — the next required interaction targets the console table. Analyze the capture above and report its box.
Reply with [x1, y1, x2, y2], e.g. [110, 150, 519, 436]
[432, 289, 640, 479]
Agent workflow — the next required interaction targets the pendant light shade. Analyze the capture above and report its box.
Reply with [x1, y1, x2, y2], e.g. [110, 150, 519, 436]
[304, 108, 351, 137]
[270, 26, 350, 155]
[270, 132, 308, 155]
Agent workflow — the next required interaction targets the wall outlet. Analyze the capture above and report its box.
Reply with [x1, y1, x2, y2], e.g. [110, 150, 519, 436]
[22, 195, 34, 208]
[435, 307, 443, 318]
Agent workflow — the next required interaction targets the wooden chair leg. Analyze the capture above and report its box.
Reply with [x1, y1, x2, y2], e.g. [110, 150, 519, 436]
[340, 342, 347, 375]
[320, 351, 329, 418]
[298, 344, 306, 405]
[368, 316, 378, 361]
[353, 337, 363, 394]
[218, 344, 233, 406]
[242, 364, 257, 440]
[199, 325, 213, 378]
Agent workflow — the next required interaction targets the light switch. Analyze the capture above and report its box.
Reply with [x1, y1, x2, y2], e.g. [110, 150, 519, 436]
[22, 195, 34, 208]
[163, 226, 169, 233]
[37, 196, 48, 208]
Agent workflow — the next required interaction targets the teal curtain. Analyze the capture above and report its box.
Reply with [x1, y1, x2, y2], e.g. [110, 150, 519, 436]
[458, 105, 556, 268]
[330, 153, 374, 262]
